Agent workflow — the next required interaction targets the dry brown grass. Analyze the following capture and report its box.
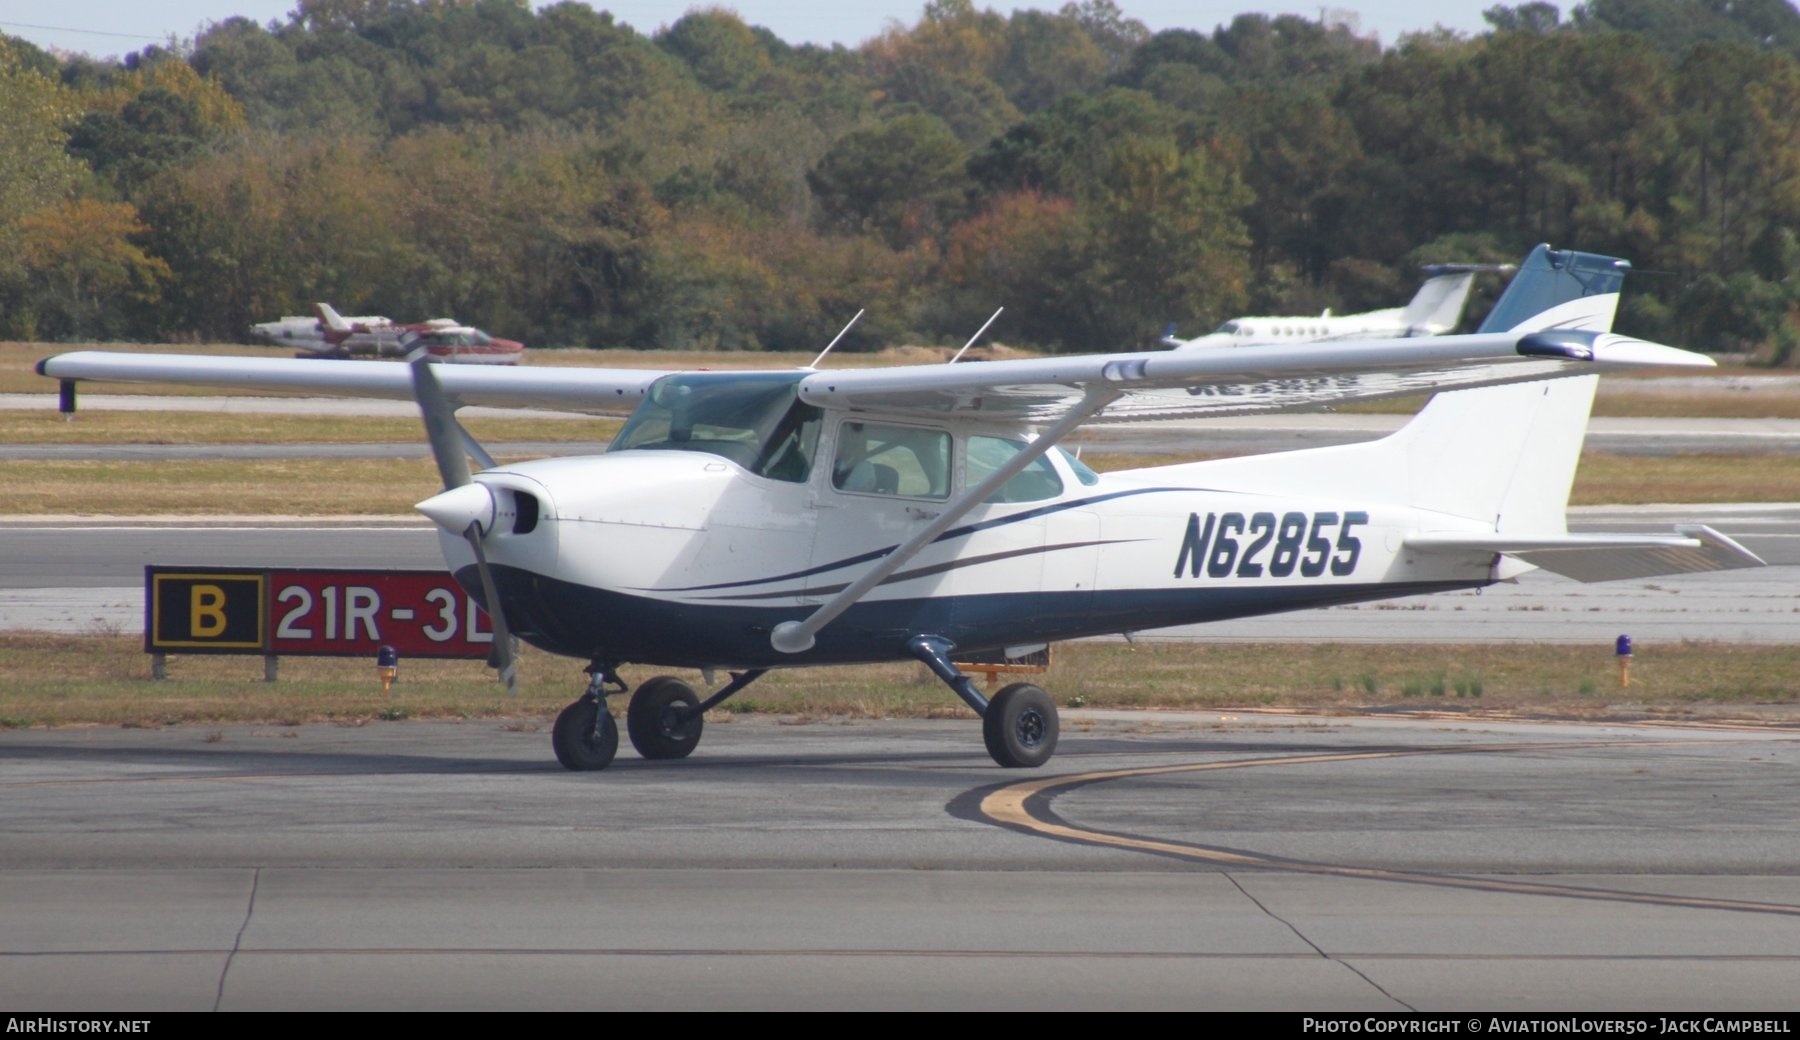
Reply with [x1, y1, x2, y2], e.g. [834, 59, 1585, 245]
[0, 633, 1791, 730]
[1589, 391, 1800, 420]
[0, 457, 498, 515]
[3, 450, 1789, 516]
[1566, 453, 1800, 505]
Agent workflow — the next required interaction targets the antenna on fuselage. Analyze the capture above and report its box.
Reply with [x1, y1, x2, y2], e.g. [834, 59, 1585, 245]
[947, 307, 1004, 364]
[808, 309, 864, 369]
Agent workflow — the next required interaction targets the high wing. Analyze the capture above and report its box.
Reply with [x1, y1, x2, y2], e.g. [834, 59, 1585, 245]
[38, 351, 665, 415]
[43, 329, 1705, 425]
[42, 329, 1706, 425]
[793, 330, 1709, 425]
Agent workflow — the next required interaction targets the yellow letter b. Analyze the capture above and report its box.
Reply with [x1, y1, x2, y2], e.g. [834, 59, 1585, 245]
[191, 585, 228, 637]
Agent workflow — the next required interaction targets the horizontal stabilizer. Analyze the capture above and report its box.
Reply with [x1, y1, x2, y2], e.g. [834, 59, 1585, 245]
[1405, 525, 1765, 583]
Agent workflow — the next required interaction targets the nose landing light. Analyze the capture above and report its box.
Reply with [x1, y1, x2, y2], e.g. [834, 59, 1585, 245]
[417, 482, 495, 536]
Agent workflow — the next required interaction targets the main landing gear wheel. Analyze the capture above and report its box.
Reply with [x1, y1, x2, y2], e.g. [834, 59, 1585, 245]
[552, 697, 618, 771]
[983, 683, 1059, 768]
[627, 676, 704, 760]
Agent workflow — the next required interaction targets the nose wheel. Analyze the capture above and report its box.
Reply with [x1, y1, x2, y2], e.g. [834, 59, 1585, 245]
[552, 696, 618, 771]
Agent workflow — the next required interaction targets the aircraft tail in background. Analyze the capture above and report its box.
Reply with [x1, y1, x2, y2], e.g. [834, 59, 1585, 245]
[315, 302, 353, 335]
[1474, 245, 1629, 334]
[1400, 262, 1513, 334]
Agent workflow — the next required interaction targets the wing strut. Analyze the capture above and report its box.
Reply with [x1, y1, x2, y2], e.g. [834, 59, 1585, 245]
[769, 387, 1119, 654]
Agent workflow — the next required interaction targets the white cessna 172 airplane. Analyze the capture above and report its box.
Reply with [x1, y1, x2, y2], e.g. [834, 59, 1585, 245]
[1162, 261, 1515, 350]
[39, 245, 1763, 771]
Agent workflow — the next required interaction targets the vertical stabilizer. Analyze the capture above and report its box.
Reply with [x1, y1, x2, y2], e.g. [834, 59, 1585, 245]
[1476, 245, 1628, 334]
[1398, 270, 1478, 334]
[1393, 375, 1597, 533]
[315, 302, 351, 333]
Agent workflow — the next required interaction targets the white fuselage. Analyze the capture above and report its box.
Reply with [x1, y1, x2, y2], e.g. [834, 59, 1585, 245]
[443, 420, 1497, 669]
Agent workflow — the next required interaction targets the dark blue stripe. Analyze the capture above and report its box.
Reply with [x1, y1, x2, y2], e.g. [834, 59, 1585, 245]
[474, 563, 1481, 670]
[645, 486, 1199, 593]
[692, 538, 1136, 601]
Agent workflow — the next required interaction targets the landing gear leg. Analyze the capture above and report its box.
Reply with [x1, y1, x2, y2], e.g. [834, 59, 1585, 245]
[552, 664, 625, 771]
[908, 636, 1058, 768]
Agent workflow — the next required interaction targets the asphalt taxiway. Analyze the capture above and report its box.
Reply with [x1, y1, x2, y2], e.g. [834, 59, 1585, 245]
[3, 713, 1797, 1010]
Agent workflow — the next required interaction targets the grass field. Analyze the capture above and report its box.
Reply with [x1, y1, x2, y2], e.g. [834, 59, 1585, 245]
[5, 450, 1794, 514]
[1, 633, 1792, 730]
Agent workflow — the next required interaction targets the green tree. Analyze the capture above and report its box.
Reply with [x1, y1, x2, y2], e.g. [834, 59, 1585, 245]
[0, 56, 87, 336]
[660, 9, 773, 93]
[880, 62, 1018, 148]
[809, 113, 970, 247]
[17, 199, 171, 340]
[995, 10, 1107, 113]
[1484, 3, 1565, 34]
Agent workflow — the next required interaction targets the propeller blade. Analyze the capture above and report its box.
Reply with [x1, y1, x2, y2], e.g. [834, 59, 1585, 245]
[407, 337, 514, 696]
[406, 339, 472, 490]
[463, 520, 518, 698]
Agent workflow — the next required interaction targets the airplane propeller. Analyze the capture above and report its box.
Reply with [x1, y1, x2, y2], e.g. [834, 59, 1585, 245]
[407, 343, 520, 697]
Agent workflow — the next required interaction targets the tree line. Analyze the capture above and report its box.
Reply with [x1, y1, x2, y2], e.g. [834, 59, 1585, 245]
[1, 0, 1797, 362]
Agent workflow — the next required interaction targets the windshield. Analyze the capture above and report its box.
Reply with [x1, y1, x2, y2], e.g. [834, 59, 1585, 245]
[610, 372, 820, 481]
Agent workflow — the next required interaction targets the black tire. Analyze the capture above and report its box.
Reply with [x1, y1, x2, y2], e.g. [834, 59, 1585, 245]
[982, 683, 1059, 768]
[552, 698, 617, 771]
[627, 676, 704, 760]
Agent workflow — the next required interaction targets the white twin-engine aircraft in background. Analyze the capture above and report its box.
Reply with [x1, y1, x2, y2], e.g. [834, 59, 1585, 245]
[1162, 260, 1516, 350]
[40, 245, 1763, 771]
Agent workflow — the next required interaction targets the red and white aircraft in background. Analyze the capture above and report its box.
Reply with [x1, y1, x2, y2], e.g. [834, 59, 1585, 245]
[251, 303, 525, 365]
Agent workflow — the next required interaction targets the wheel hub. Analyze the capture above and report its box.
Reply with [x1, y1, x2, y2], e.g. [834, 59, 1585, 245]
[1015, 709, 1046, 748]
[658, 705, 690, 739]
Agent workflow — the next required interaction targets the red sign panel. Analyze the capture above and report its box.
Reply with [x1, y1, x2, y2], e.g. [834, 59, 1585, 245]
[266, 570, 493, 659]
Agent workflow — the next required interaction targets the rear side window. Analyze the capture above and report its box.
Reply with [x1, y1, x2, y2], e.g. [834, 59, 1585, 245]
[832, 422, 950, 499]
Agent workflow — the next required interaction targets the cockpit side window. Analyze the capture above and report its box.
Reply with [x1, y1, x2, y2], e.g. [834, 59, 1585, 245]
[751, 400, 822, 483]
[610, 372, 810, 473]
[832, 421, 950, 499]
[967, 436, 1064, 503]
